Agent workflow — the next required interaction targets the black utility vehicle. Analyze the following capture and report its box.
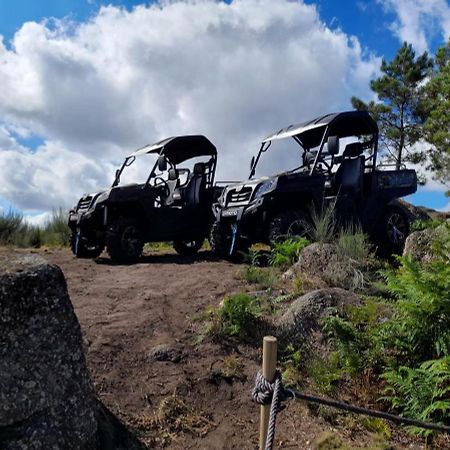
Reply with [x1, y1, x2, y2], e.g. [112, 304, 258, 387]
[211, 111, 417, 257]
[68, 135, 219, 262]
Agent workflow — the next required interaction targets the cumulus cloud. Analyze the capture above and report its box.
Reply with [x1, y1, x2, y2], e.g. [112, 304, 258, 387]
[0, 0, 380, 213]
[379, 0, 450, 53]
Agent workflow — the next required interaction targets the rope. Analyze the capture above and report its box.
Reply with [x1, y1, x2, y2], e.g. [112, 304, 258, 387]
[252, 371, 450, 449]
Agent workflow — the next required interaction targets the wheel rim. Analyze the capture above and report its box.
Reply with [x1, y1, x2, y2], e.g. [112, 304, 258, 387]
[387, 212, 407, 244]
[183, 240, 198, 248]
[121, 226, 141, 257]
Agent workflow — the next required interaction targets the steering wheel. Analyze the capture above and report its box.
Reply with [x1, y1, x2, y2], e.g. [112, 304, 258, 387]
[316, 157, 332, 175]
[153, 177, 170, 205]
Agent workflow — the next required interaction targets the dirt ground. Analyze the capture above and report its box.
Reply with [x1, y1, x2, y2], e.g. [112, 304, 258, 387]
[20, 247, 448, 449]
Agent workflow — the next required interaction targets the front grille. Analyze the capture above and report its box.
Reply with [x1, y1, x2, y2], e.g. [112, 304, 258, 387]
[77, 196, 93, 211]
[226, 187, 252, 205]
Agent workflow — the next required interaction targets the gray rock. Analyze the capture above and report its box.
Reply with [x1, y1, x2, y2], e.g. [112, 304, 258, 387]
[277, 288, 361, 352]
[403, 222, 449, 263]
[149, 344, 184, 363]
[283, 243, 369, 291]
[0, 254, 97, 450]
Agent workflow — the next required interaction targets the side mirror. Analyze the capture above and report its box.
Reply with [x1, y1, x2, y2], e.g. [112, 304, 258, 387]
[327, 136, 339, 155]
[157, 155, 167, 172]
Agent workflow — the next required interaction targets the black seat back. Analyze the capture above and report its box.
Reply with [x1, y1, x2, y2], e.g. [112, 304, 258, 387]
[184, 163, 206, 206]
[334, 143, 364, 195]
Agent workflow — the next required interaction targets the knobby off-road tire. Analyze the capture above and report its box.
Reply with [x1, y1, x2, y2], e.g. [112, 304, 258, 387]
[382, 205, 410, 255]
[173, 238, 204, 256]
[268, 210, 310, 245]
[210, 221, 249, 261]
[70, 233, 104, 259]
[106, 218, 144, 263]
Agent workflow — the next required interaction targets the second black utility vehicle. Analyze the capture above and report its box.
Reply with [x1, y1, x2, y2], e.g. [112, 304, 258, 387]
[211, 111, 417, 257]
[68, 135, 219, 262]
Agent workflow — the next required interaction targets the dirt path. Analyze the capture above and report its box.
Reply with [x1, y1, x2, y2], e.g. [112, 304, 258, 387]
[22, 248, 435, 449]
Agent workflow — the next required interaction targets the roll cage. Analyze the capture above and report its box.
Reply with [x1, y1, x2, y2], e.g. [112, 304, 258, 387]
[113, 135, 217, 189]
[249, 111, 379, 179]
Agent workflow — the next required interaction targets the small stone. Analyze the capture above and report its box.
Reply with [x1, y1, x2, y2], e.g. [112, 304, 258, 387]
[148, 344, 184, 363]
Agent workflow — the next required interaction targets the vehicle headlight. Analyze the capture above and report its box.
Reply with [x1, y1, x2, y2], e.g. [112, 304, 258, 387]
[94, 191, 109, 206]
[218, 189, 227, 207]
[254, 179, 277, 199]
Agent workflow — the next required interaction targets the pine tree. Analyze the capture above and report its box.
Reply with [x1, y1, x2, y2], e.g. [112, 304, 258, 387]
[352, 43, 432, 170]
[423, 40, 450, 189]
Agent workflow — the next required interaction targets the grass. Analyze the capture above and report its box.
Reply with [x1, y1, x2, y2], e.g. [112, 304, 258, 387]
[239, 265, 277, 290]
[0, 208, 71, 248]
[269, 236, 310, 268]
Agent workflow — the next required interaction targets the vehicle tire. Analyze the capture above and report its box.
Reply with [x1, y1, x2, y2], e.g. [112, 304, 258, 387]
[210, 221, 249, 261]
[210, 221, 230, 258]
[106, 218, 144, 263]
[382, 205, 410, 254]
[70, 233, 103, 259]
[173, 238, 204, 256]
[268, 210, 310, 245]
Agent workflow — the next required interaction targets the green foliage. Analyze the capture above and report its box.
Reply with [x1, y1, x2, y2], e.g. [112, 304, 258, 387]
[423, 40, 450, 189]
[323, 300, 387, 376]
[0, 209, 24, 245]
[381, 357, 450, 435]
[336, 227, 372, 262]
[381, 233, 450, 363]
[241, 265, 276, 290]
[217, 293, 261, 336]
[309, 203, 337, 244]
[269, 236, 310, 268]
[352, 42, 433, 170]
[0, 208, 71, 248]
[411, 218, 445, 232]
[307, 353, 342, 395]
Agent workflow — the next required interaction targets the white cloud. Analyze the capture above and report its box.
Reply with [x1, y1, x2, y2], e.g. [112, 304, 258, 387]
[379, 0, 450, 53]
[0, 0, 380, 213]
[24, 211, 52, 227]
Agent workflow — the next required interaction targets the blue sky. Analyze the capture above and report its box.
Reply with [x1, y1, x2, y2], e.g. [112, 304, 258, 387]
[0, 0, 448, 220]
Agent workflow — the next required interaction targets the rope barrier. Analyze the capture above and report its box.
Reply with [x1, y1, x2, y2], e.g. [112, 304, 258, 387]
[252, 338, 450, 450]
[252, 368, 450, 450]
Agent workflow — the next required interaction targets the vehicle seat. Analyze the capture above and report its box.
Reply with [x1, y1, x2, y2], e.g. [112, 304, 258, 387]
[161, 168, 180, 206]
[334, 143, 364, 196]
[183, 162, 206, 207]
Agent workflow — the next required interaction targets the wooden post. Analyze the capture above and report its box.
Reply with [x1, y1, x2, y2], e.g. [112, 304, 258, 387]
[259, 336, 278, 450]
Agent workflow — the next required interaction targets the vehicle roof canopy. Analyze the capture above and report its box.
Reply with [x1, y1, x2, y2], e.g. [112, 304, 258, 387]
[262, 111, 378, 148]
[128, 135, 217, 165]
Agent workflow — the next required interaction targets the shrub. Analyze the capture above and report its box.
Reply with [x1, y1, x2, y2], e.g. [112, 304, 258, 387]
[269, 237, 310, 268]
[241, 266, 277, 290]
[218, 293, 261, 336]
[308, 202, 337, 244]
[381, 357, 450, 434]
[0, 209, 23, 244]
[381, 230, 450, 364]
[336, 226, 373, 262]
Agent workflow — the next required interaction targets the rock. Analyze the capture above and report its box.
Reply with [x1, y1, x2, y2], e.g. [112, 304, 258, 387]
[403, 222, 449, 263]
[277, 288, 361, 352]
[0, 254, 97, 450]
[149, 344, 184, 363]
[283, 243, 369, 291]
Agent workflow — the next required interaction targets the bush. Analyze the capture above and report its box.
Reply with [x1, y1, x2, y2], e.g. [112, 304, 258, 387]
[308, 202, 337, 244]
[269, 237, 310, 268]
[240, 266, 277, 290]
[382, 357, 450, 434]
[0, 208, 71, 248]
[0, 209, 23, 244]
[218, 293, 261, 335]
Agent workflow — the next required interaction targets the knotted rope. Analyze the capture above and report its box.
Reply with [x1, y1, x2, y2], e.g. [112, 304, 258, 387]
[252, 370, 293, 450]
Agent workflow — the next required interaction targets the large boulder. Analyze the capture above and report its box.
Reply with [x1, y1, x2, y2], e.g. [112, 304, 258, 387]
[283, 243, 370, 292]
[403, 222, 449, 263]
[277, 288, 361, 353]
[0, 254, 98, 450]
